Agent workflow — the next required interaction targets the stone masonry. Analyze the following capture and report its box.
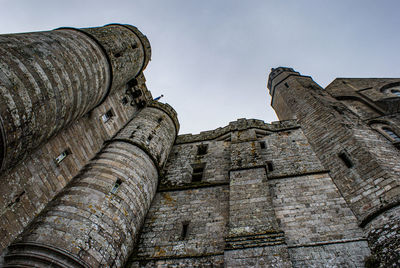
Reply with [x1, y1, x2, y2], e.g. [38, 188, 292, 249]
[0, 25, 399, 267]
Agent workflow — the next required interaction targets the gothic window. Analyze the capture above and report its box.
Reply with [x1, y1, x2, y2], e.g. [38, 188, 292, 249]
[382, 127, 400, 142]
[391, 89, 400, 97]
[380, 82, 400, 97]
[370, 123, 400, 144]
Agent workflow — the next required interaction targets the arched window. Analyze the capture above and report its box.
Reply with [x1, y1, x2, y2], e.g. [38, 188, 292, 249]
[382, 127, 400, 142]
[391, 89, 400, 97]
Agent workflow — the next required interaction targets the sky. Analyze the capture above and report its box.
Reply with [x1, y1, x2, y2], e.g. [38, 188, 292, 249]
[1, 0, 399, 134]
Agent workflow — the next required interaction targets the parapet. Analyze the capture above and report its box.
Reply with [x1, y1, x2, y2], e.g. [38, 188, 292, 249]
[147, 101, 180, 134]
[176, 118, 299, 144]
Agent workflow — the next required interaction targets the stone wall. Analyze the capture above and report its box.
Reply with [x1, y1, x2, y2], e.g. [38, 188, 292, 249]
[129, 118, 370, 267]
[0, 75, 150, 254]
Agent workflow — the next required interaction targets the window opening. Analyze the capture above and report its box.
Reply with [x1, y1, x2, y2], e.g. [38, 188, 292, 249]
[338, 151, 354, 168]
[146, 134, 153, 145]
[157, 117, 163, 123]
[382, 127, 400, 142]
[121, 97, 129, 105]
[111, 179, 123, 194]
[266, 161, 274, 172]
[197, 144, 208, 155]
[55, 149, 71, 165]
[191, 163, 205, 182]
[101, 109, 114, 123]
[391, 89, 400, 97]
[181, 221, 190, 240]
[259, 141, 266, 149]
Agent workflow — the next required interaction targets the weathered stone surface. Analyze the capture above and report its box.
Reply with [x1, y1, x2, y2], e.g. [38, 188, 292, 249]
[0, 76, 150, 253]
[268, 67, 400, 267]
[1, 25, 400, 268]
[3, 103, 178, 267]
[0, 24, 150, 172]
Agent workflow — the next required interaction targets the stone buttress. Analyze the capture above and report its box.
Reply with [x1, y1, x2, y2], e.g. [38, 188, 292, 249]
[0, 24, 151, 172]
[2, 102, 179, 267]
[268, 67, 400, 267]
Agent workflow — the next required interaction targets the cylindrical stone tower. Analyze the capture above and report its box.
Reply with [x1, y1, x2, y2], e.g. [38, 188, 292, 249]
[0, 24, 151, 172]
[3, 102, 179, 267]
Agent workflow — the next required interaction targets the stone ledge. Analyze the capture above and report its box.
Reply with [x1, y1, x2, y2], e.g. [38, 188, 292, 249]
[176, 118, 299, 144]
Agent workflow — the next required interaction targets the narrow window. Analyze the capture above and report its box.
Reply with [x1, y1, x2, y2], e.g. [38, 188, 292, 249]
[157, 117, 163, 123]
[197, 144, 208, 155]
[191, 163, 205, 182]
[121, 97, 129, 105]
[267, 161, 274, 172]
[111, 179, 123, 194]
[338, 151, 354, 168]
[382, 127, 400, 142]
[181, 221, 190, 240]
[259, 141, 266, 149]
[146, 134, 153, 145]
[129, 130, 136, 139]
[55, 149, 71, 165]
[101, 109, 114, 123]
[284, 82, 289, 88]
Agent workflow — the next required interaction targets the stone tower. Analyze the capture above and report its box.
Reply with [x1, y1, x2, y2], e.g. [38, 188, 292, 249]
[0, 25, 399, 267]
[268, 67, 400, 266]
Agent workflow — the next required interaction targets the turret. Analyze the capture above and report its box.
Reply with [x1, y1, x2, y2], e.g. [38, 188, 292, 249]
[0, 24, 151, 172]
[3, 102, 179, 267]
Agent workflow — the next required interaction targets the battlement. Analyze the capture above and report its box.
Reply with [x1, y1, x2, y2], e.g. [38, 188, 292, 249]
[148, 101, 180, 134]
[176, 118, 299, 144]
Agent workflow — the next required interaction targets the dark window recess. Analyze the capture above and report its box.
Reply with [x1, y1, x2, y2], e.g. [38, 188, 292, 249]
[284, 82, 289, 88]
[197, 144, 208, 155]
[121, 97, 129, 105]
[55, 149, 71, 165]
[129, 130, 136, 138]
[146, 135, 153, 145]
[114, 52, 122, 58]
[338, 151, 354, 168]
[111, 179, 123, 194]
[127, 78, 138, 88]
[131, 43, 138, 49]
[191, 163, 205, 182]
[102, 109, 114, 123]
[181, 221, 190, 240]
[383, 127, 400, 142]
[158, 117, 163, 123]
[267, 161, 274, 172]
[259, 141, 266, 149]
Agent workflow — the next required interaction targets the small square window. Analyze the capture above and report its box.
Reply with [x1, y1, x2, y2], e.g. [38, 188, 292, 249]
[55, 149, 71, 165]
[101, 109, 114, 123]
[197, 144, 208, 155]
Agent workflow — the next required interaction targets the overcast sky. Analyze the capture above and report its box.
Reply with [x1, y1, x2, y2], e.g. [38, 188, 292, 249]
[1, 0, 399, 134]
